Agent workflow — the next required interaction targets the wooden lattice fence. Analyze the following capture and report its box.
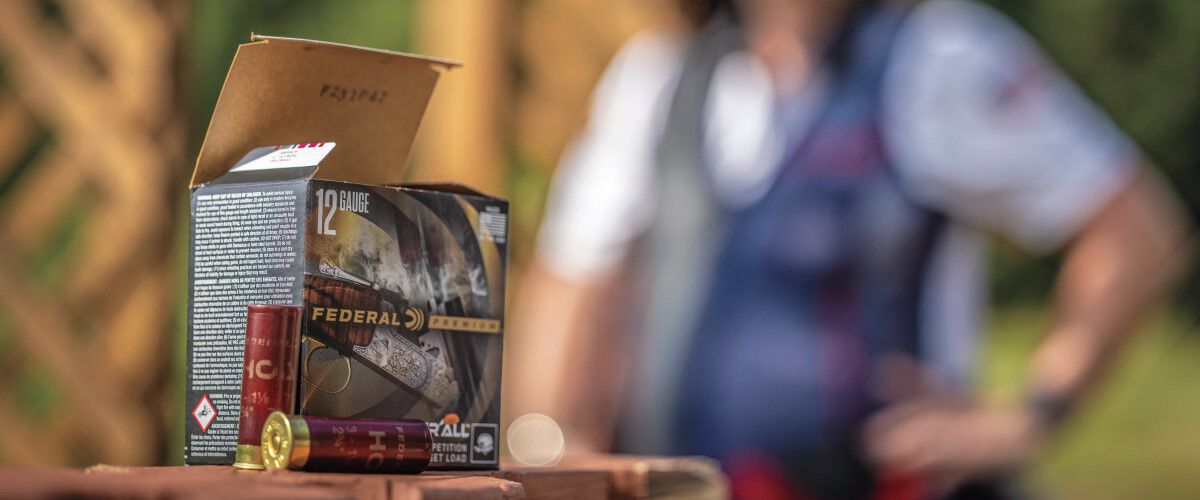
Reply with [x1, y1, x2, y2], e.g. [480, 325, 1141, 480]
[0, 0, 185, 466]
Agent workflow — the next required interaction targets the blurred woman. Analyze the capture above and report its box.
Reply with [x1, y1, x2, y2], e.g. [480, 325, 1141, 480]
[508, 0, 1190, 498]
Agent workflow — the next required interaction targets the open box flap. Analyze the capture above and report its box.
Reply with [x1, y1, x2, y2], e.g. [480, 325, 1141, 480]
[190, 35, 460, 188]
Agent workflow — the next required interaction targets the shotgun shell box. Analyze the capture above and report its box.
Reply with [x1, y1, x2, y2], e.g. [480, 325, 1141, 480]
[185, 35, 506, 470]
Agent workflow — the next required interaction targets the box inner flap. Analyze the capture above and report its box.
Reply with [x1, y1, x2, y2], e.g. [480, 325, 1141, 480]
[191, 35, 459, 188]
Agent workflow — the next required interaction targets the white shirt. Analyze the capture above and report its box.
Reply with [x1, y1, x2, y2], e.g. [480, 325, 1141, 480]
[537, 0, 1138, 386]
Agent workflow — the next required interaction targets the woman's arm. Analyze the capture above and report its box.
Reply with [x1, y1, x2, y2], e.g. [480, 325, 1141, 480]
[865, 169, 1191, 489]
[1027, 170, 1191, 425]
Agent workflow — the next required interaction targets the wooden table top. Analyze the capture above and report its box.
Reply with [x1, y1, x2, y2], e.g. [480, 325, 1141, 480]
[0, 454, 727, 499]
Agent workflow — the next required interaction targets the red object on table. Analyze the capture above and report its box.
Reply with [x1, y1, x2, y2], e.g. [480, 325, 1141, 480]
[235, 304, 303, 469]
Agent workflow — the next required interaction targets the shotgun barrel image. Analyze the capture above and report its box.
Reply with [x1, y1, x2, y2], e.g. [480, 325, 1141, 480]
[261, 411, 432, 474]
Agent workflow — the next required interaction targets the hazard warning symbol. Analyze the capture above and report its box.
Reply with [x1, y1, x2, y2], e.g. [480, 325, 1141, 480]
[192, 394, 217, 432]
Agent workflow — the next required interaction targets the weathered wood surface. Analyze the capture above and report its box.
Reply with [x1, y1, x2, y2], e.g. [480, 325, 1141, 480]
[0, 455, 726, 499]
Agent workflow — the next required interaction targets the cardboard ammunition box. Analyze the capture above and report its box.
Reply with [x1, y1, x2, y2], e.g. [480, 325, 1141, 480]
[186, 35, 506, 470]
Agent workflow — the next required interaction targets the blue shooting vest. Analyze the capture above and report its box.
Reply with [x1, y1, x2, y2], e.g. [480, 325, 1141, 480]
[671, 5, 943, 479]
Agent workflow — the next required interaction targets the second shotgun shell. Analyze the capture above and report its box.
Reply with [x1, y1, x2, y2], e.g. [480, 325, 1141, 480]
[260, 412, 433, 473]
[234, 304, 303, 470]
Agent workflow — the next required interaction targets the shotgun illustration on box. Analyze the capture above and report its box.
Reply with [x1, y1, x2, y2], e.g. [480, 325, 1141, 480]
[301, 266, 497, 411]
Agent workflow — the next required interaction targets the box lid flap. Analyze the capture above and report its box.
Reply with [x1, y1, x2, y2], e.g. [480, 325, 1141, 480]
[190, 35, 460, 188]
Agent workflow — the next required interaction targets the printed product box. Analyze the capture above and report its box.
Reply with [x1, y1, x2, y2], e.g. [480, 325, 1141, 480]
[186, 35, 506, 470]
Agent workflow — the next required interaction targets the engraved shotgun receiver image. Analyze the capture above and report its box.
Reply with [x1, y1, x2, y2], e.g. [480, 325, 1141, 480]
[302, 267, 499, 410]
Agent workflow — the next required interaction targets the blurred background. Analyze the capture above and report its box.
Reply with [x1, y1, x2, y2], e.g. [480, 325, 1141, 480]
[0, 0, 1195, 498]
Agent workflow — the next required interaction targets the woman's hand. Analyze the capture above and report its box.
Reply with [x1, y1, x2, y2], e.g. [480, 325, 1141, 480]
[863, 399, 1046, 494]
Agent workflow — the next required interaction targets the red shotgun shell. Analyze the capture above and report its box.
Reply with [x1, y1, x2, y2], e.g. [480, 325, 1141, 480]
[261, 412, 433, 474]
[234, 304, 303, 470]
